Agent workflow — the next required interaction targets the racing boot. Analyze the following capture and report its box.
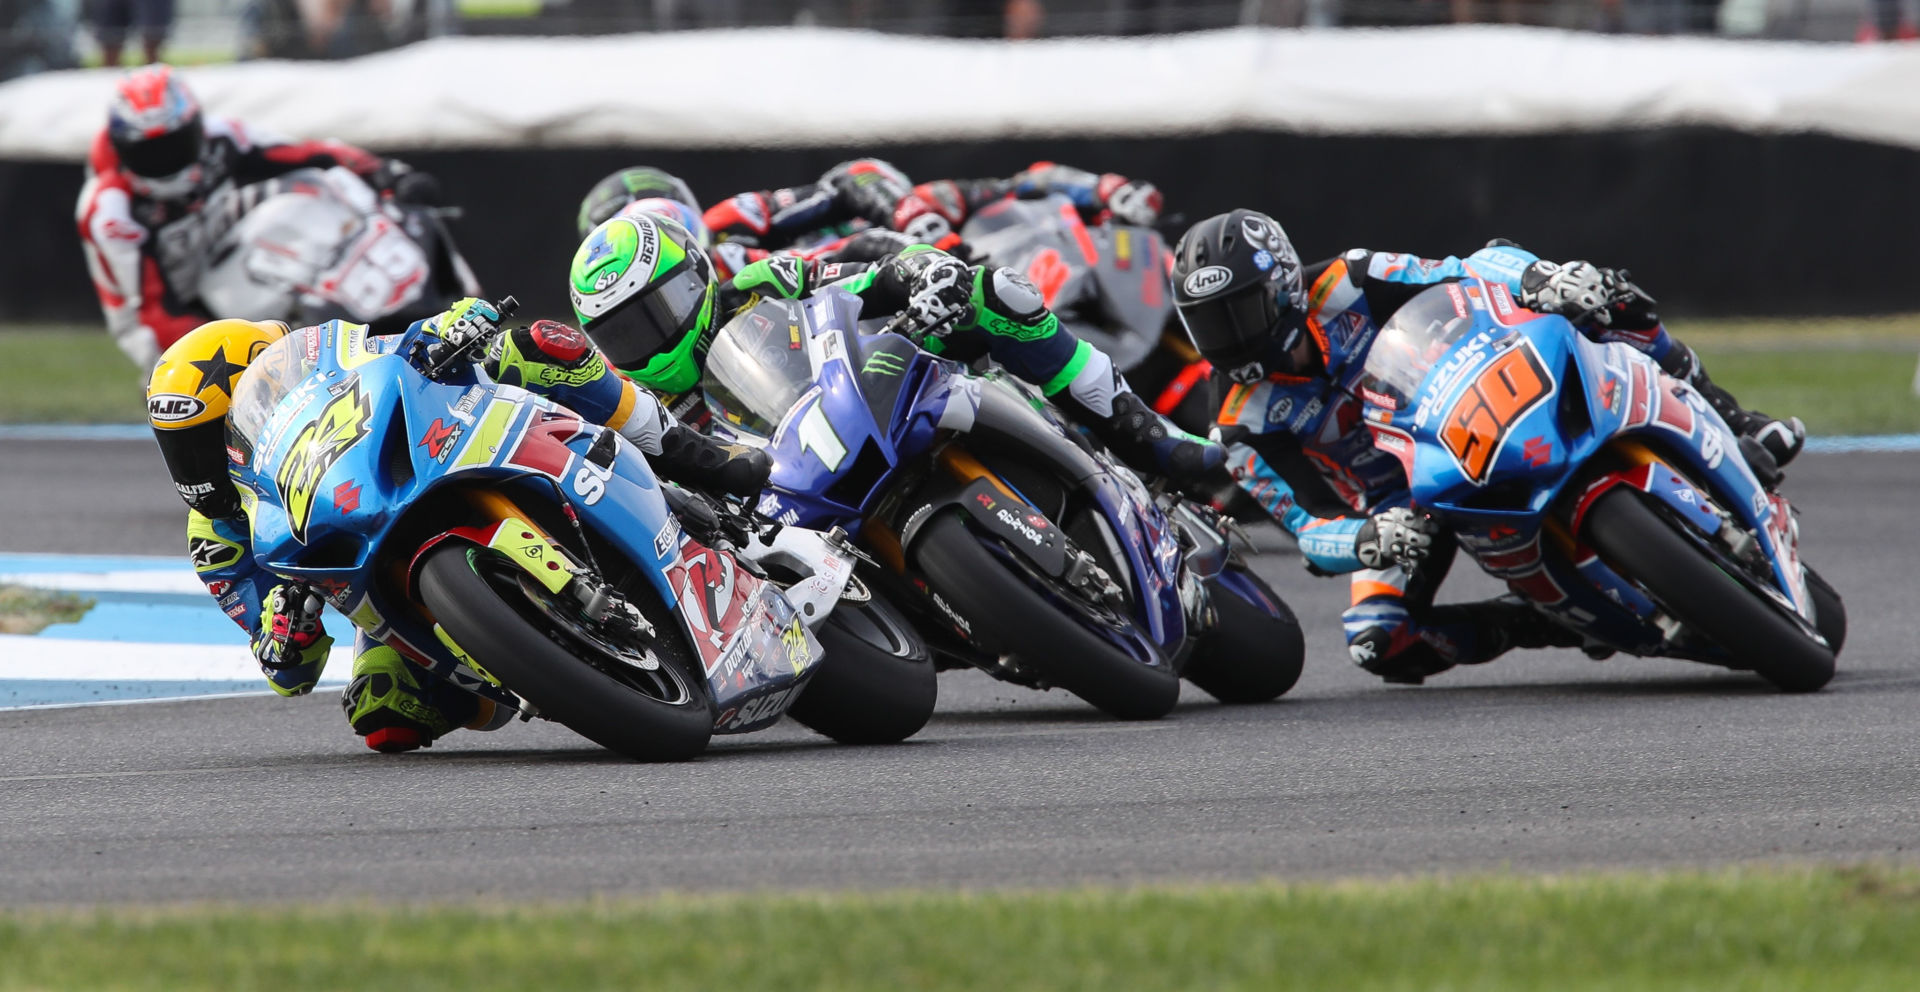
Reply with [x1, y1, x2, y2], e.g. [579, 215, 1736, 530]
[342, 645, 503, 753]
[1077, 390, 1226, 483]
[1662, 343, 1805, 476]
[252, 582, 334, 697]
[1349, 595, 1580, 686]
[655, 422, 773, 500]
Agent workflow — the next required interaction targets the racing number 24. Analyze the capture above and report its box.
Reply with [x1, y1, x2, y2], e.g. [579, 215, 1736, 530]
[1439, 342, 1552, 484]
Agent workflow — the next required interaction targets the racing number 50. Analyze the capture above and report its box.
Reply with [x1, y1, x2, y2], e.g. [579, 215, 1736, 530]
[1439, 342, 1552, 484]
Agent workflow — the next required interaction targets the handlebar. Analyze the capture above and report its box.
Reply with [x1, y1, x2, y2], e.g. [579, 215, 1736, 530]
[879, 306, 963, 344]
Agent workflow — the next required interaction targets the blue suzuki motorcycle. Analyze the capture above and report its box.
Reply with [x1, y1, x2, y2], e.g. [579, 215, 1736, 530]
[699, 289, 1304, 719]
[1355, 278, 1842, 690]
[223, 314, 934, 760]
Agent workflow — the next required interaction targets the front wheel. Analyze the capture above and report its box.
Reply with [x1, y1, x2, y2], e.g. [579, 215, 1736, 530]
[912, 513, 1181, 719]
[1582, 489, 1835, 692]
[418, 543, 714, 760]
[1183, 567, 1305, 704]
[784, 586, 937, 745]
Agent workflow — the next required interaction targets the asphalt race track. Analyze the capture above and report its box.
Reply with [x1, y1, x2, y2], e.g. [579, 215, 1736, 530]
[1, 439, 1916, 906]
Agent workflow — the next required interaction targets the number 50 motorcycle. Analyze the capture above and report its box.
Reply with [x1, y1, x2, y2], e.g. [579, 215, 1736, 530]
[1356, 278, 1842, 691]
[225, 314, 934, 760]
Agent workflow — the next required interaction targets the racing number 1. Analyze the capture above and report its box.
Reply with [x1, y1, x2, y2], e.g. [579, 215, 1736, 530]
[1439, 342, 1552, 484]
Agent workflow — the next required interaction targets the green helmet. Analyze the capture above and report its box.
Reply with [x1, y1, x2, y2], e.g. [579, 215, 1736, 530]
[570, 213, 716, 395]
[576, 166, 699, 239]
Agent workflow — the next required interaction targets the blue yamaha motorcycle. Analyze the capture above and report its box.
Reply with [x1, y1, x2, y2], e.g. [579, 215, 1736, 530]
[223, 312, 934, 760]
[1355, 278, 1842, 691]
[699, 288, 1304, 719]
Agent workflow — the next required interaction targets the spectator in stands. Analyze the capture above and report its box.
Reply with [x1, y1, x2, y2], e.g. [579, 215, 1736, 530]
[90, 0, 174, 65]
[0, 0, 77, 80]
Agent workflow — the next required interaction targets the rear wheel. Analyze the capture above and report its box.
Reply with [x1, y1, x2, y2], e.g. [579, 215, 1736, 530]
[418, 543, 714, 760]
[1183, 567, 1305, 704]
[785, 584, 937, 744]
[1805, 566, 1846, 655]
[913, 513, 1180, 719]
[1583, 489, 1835, 693]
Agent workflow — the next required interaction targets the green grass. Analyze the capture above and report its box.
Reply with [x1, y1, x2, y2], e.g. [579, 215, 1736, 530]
[3, 317, 1915, 433]
[0, 583, 94, 635]
[4, 866, 1920, 990]
[0, 329, 148, 424]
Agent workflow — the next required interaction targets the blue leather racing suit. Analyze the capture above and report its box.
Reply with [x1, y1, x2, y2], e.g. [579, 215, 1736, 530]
[1216, 244, 1683, 679]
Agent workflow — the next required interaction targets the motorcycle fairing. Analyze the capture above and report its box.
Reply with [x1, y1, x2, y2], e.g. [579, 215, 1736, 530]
[232, 321, 809, 722]
[1361, 278, 1813, 657]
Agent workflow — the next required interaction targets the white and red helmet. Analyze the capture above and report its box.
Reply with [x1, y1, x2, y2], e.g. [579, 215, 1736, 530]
[107, 65, 206, 200]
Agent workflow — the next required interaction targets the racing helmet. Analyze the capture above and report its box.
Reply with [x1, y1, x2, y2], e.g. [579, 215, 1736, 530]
[576, 166, 700, 238]
[107, 65, 208, 202]
[616, 197, 712, 248]
[1171, 209, 1311, 383]
[147, 318, 290, 519]
[570, 214, 716, 395]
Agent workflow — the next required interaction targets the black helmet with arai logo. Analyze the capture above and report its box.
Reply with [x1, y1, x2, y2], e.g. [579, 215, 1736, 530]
[1171, 209, 1310, 383]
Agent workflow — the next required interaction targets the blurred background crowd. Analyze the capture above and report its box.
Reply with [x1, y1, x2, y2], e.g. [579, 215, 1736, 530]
[0, 0, 1913, 82]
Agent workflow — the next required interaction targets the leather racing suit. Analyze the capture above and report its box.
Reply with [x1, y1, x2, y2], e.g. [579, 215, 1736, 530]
[1217, 243, 1683, 682]
[77, 116, 393, 366]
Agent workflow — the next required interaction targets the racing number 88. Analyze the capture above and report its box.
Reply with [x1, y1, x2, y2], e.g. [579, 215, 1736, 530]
[1439, 343, 1552, 484]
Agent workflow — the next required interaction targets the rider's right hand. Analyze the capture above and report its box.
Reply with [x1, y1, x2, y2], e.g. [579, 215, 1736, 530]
[432, 298, 505, 351]
[1355, 507, 1440, 571]
[901, 255, 974, 336]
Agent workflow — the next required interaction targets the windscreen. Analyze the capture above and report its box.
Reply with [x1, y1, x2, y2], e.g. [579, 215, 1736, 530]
[1357, 282, 1479, 410]
[228, 328, 323, 448]
[701, 298, 816, 436]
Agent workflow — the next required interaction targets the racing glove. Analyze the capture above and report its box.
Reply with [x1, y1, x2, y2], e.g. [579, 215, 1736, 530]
[1519, 260, 1659, 330]
[371, 158, 443, 206]
[431, 297, 506, 351]
[253, 582, 334, 696]
[1098, 174, 1162, 227]
[900, 254, 975, 336]
[1355, 507, 1439, 570]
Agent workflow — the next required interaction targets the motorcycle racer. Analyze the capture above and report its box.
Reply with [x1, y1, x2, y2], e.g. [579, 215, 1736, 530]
[80, 64, 437, 367]
[1169, 209, 1806, 685]
[704, 158, 1161, 260]
[568, 212, 1220, 483]
[146, 299, 771, 752]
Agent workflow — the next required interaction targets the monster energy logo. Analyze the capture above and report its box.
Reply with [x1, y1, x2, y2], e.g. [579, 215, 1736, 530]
[862, 351, 906, 376]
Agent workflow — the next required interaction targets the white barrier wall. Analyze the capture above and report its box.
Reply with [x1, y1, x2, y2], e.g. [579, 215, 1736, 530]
[3, 25, 1919, 160]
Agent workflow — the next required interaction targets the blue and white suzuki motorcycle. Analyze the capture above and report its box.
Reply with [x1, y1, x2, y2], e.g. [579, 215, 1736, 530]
[1355, 278, 1842, 691]
[224, 314, 934, 760]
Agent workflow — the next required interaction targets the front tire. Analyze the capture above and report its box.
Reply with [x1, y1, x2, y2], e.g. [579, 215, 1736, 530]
[418, 543, 714, 760]
[1583, 489, 1835, 692]
[1183, 568, 1305, 704]
[785, 588, 937, 745]
[913, 513, 1180, 719]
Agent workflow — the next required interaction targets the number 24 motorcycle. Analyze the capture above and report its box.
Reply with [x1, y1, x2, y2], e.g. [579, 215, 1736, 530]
[702, 289, 1305, 720]
[224, 312, 935, 761]
[1355, 278, 1842, 690]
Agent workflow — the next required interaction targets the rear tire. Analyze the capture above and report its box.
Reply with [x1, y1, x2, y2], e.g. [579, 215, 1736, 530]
[1183, 568, 1305, 704]
[1805, 566, 1846, 656]
[418, 543, 714, 760]
[1583, 489, 1835, 693]
[913, 513, 1180, 719]
[785, 590, 937, 745]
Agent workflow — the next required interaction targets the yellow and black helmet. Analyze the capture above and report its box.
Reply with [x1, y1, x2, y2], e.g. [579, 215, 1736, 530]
[147, 318, 289, 518]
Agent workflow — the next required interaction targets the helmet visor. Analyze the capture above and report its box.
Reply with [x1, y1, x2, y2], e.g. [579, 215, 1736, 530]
[587, 261, 711, 371]
[118, 116, 203, 179]
[1179, 282, 1293, 367]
